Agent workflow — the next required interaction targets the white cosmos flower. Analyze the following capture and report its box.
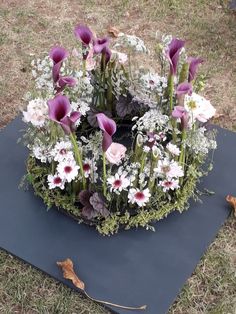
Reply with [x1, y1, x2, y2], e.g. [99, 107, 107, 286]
[184, 93, 216, 125]
[32, 144, 53, 163]
[159, 178, 179, 192]
[57, 159, 79, 183]
[47, 173, 65, 190]
[154, 158, 184, 179]
[107, 173, 130, 193]
[128, 188, 151, 207]
[23, 98, 48, 127]
[166, 143, 180, 156]
[52, 140, 73, 162]
[82, 158, 97, 178]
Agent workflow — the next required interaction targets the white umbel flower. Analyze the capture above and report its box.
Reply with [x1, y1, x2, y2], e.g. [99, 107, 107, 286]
[107, 173, 130, 193]
[128, 188, 151, 207]
[47, 174, 65, 190]
[23, 98, 48, 127]
[57, 159, 79, 183]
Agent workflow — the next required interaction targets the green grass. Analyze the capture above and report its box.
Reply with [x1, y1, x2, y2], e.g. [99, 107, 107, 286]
[0, 0, 236, 313]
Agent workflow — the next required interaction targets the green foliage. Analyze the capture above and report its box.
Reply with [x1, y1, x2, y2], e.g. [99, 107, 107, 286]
[25, 154, 210, 236]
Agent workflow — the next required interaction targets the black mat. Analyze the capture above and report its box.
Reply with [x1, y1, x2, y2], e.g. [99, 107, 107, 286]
[0, 117, 233, 314]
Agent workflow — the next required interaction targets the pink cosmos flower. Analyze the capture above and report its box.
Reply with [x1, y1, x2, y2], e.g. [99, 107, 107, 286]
[128, 188, 151, 207]
[105, 142, 127, 165]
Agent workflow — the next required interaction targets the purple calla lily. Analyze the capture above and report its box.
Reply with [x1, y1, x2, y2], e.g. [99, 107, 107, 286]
[172, 106, 189, 129]
[74, 24, 93, 46]
[93, 37, 109, 54]
[49, 46, 69, 83]
[48, 94, 81, 134]
[166, 38, 185, 75]
[96, 113, 116, 151]
[93, 37, 111, 66]
[188, 57, 203, 82]
[176, 82, 192, 95]
[57, 76, 77, 92]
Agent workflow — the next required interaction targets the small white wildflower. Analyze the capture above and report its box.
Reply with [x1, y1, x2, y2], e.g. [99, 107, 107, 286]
[107, 173, 130, 193]
[57, 159, 79, 183]
[166, 143, 180, 156]
[159, 178, 180, 192]
[52, 140, 73, 162]
[47, 174, 65, 190]
[154, 158, 184, 179]
[128, 188, 151, 207]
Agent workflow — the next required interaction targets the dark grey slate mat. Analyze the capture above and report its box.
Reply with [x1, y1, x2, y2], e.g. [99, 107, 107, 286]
[0, 117, 233, 314]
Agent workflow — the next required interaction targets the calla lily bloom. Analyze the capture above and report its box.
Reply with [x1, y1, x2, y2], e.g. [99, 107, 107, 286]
[176, 82, 192, 96]
[49, 46, 69, 83]
[172, 106, 189, 129]
[93, 37, 111, 65]
[166, 38, 185, 75]
[48, 94, 81, 134]
[57, 76, 78, 92]
[188, 57, 203, 82]
[93, 37, 109, 54]
[74, 24, 93, 46]
[96, 113, 116, 151]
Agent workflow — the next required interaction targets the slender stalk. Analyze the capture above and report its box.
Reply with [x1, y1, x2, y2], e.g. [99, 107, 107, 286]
[69, 133, 86, 189]
[82, 59, 86, 77]
[102, 152, 107, 197]
[179, 129, 187, 185]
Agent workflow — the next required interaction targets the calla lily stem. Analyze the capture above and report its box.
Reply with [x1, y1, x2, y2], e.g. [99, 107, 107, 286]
[70, 133, 86, 189]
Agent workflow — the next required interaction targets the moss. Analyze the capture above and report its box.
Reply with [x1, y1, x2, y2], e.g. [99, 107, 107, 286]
[25, 155, 209, 236]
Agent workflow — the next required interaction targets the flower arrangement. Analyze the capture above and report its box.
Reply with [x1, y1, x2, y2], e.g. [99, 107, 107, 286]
[21, 25, 217, 235]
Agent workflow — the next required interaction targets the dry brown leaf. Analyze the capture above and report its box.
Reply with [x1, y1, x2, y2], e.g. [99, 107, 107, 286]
[108, 26, 121, 38]
[226, 195, 236, 217]
[213, 113, 225, 119]
[57, 258, 85, 290]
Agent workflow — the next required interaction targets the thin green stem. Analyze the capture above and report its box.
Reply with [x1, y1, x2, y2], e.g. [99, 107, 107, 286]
[70, 133, 86, 189]
[102, 152, 107, 197]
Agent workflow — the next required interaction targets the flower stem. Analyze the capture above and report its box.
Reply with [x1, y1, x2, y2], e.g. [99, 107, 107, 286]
[102, 152, 107, 197]
[70, 133, 86, 189]
[179, 129, 187, 184]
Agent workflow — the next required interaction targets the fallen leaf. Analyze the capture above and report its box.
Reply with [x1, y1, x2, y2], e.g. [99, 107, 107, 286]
[57, 258, 147, 311]
[213, 113, 225, 119]
[108, 26, 121, 38]
[57, 258, 85, 290]
[226, 195, 236, 217]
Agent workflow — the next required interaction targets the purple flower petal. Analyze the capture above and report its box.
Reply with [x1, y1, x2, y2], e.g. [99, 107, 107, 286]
[48, 95, 75, 134]
[74, 24, 93, 46]
[57, 76, 78, 92]
[176, 82, 192, 95]
[70, 111, 81, 123]
[49, 46, 69, 64]
[96, 113, 116, 151]
[49, 46, 69, 83]
[48, 94, 70, 122]
[172, 106, 189, 129]
[188, 57, 203, 82]
[93, 37, 109, 54]
[166, 38, 185, 75]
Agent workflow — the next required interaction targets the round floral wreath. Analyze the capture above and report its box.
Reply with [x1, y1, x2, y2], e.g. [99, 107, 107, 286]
[21, 24, 217, 235]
